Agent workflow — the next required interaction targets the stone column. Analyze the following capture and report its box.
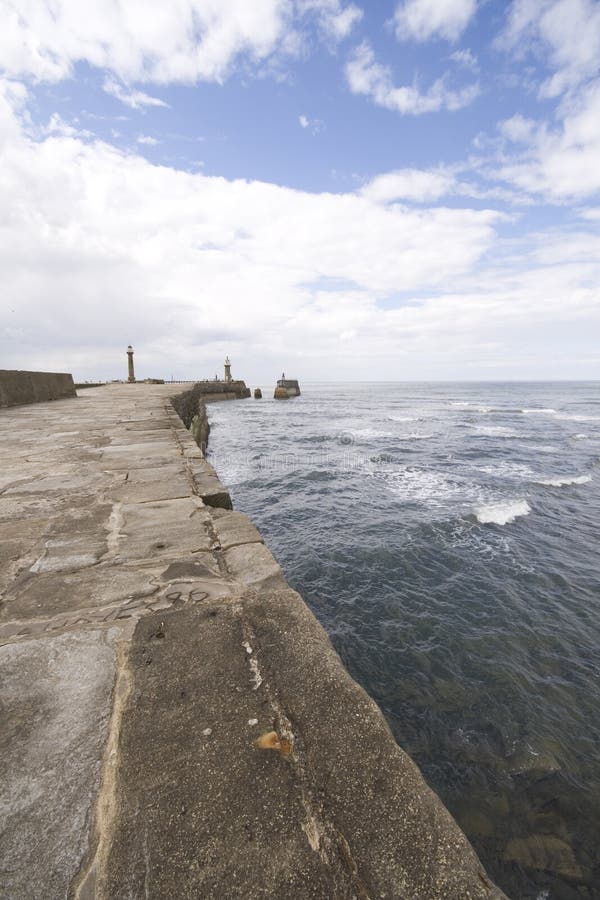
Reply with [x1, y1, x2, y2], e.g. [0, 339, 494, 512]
[224, 356, 232, 384]
[127, 346, 135, 383]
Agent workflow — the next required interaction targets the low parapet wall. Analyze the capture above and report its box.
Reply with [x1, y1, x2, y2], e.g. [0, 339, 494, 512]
[0, 369, 76, 408]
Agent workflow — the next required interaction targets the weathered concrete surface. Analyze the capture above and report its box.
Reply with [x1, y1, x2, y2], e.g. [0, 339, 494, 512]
[97, 595, 505, 899]
[0, 369, 76, 407]
[0, 384, 506, 899]
[0, 629, 117, 899]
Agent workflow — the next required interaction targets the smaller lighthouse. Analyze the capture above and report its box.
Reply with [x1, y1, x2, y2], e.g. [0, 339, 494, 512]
[127, 345, 135, 383]
[224, 356, 232, 384]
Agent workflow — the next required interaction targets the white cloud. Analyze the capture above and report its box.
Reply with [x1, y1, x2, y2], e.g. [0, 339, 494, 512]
[361, 168, 456, 202]
[39, 113, 93, 140]
[0, 80, 514, 380]
[488, 2, 600, 203]
[495, 80, 600, 199]
[298, 113, 324, 133]
[394, 0, 477, 42]
[1, 76, 597, 381]
[103, 78, 169, 110]
[346, 41, 479, 114]
[449, 48, 478, 70]
[498, 113, 538, 143]
[0, 0, 290, 84]
[0, 1, 362, 88]
[500, 0, 600, 97]
[297, 0, 363, 39]
[579, 207, 600, 220]
[137, 135, 158, 145]
[0, 79, 29, 141]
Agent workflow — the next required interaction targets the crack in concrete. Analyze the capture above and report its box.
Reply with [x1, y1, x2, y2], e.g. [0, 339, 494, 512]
[71, 639, 133, 900]
[219, 538, 265, 553]
[240, 617, 371, 899]
[104, 503, 123, 559]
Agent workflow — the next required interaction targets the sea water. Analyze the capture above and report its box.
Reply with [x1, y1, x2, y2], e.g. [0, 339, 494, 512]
[207, 382, 600, 900]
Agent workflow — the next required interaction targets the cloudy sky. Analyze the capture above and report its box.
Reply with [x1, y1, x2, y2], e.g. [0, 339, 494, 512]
[1, 0, 599, 382]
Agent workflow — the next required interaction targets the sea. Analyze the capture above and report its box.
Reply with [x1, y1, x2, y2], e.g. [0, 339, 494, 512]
[206, 382, 600, 900]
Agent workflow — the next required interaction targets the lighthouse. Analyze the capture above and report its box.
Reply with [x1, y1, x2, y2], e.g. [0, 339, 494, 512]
[127, 345, 135, 383]
[224, 356, 232, 384]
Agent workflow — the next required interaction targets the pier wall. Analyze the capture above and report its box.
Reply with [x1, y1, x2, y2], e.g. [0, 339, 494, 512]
[170, 383, 211, 452]
[190, 379, 250, 401]
[0, 369, 76, 408]
[0, 383, 505, 899]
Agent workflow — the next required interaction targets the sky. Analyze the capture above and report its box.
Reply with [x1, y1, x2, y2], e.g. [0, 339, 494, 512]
[0, 0, 599, 383]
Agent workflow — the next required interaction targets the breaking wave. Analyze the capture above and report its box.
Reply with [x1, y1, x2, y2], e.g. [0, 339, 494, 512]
[450, 402, 493, 413]
[535, 475, 592, 488]
[473, 499, 531, 525]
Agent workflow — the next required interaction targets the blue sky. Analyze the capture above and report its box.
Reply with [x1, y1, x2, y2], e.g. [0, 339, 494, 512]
[1, 0, 599, 382]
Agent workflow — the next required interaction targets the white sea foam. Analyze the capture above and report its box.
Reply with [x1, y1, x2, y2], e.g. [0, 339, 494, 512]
[477, 463, 534, 479]
[474, 499, 531, 525]
[215, 462, 252, 485]
[472, 425, 518, 438]
[387, 414, 418, 423]
[535, 475, 592, 487]
[450, 402, 493, 413]
[557, 414, 600, 422]
[572, 433, 588, 440]
[403, 432, 434, 441]
[384, 468, 476, 507]
[351, 428, 393, 439]
[521, 408, 557, 415]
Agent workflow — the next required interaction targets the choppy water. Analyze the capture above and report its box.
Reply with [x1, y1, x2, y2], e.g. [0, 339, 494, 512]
[207, 383, 600, 899]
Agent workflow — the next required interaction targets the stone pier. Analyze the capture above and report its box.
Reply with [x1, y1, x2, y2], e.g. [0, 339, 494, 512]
[0, 384, 505, 899]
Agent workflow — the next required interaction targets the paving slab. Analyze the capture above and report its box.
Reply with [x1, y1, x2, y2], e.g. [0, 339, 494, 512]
[106, 476, 191, 504]
[0, 629, 118, 900]
[191, 474, 233, 508]
[223, 542, 288, 591]
[211, 509, 265, 550]
[1, 561, 163, 623]
[117, 497, 213, 560]
[96, 602, 340, 900]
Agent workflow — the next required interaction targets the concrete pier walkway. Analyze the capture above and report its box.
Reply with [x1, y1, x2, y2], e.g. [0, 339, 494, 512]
[0, 385, 505, 899]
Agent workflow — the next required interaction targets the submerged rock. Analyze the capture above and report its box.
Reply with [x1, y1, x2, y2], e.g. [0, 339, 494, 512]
[503, 835, 583, 881]
[508, 745, 561, 778]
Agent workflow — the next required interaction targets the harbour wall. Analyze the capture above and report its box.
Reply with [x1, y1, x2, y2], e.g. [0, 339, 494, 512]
[0, 382, 505, 899]
[169, 385, 507, 899]
[170, 383, 212, 453]
[0, 369, 76, 408]
[177, 379, 251, 402]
